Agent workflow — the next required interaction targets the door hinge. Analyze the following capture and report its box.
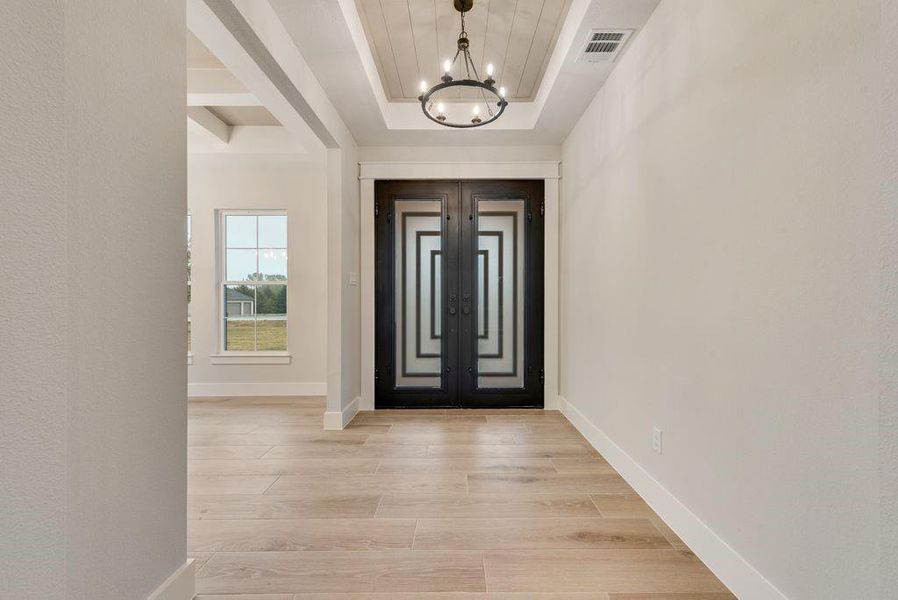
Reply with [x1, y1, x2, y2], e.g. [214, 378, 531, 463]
[540, 200, 545, 217]
[528, 211, 533, 223]
[539, 367, 545, 385]
[374, 203, 379, 218]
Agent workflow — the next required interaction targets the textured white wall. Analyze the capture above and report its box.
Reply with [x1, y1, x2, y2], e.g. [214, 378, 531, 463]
[187, 165, 328, 391]
[881, 0, 898, 594]
[0, 1, 186, 598]
[0, 3, 66, 597]
[560, 1, 882, 598]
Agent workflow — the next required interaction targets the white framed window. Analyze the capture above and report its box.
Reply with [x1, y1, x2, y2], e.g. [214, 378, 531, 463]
[217, 210, 288, 353]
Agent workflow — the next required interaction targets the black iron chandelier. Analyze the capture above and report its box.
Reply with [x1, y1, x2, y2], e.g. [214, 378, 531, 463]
[417, 0, 507, 128]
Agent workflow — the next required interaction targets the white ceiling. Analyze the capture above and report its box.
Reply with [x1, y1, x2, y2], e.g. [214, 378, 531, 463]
[269, 0, 661, 146]
[186, 23, 315, 163]
[188, 0, 661, 148]
[355, 0, 571, 101]
[188, 31, 226, 69]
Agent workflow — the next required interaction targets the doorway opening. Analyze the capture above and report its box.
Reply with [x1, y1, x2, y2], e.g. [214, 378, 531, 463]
[375, 180, 544, 408]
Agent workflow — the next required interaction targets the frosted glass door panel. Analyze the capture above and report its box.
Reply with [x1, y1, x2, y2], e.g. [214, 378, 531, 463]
[394, 199, 443, 388]
[476, 199, 525, 389]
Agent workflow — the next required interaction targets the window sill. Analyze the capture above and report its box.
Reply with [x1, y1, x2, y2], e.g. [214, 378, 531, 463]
[209, 352, 292, 365]
[187, 353, 194, 366]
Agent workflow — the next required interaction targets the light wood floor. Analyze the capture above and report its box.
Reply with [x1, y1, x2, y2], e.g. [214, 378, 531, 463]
[189, 397, 734, 599]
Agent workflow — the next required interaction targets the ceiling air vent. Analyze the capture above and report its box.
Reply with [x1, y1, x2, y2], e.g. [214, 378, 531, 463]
[577, 29, 633, 63]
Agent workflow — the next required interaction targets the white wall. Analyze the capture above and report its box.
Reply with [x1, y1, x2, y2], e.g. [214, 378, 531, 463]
[1, 4, 66, 596]
[560, 1, 883, 598]
[188, 163, 328, 396]
[881, 0, 898, 594]
[324, 144, 362, 425]
[359, 145, 561, 163]
[0, 1, 187, 598]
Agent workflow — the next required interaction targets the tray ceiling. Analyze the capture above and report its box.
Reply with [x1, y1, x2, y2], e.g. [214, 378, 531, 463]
[355, 0, 572, 101]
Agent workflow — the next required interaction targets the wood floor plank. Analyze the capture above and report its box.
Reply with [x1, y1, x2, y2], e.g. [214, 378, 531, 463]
[292, 594, 612, 599]
[376, 494, 601, 518]
[413, 518, 671, 550]
[264, 444, 427, 459]
[189, 446, 274, 460]
[376, 457, 555, 474]
[386, 421, 528, 433]
[365, 432, 519, 445]
[356, 409, 449, 420]
[525, 422, 581, 434]
[468, 473, 634, 495]
[608, 594, 737, 600]
[188, 494, 382, 520]
[253, 424, 392, 434]
[266, 473, 467, 495]
[590, 494, 658, 518]
[483, 549, 730, 593]
[470, 409, 560, 416]
[189, 432, 371, 447]
[427, 444, 594, 458]
[513, 429, 587, 444]
[189, 424, 262, 435]
[356, 415, 488, 425]
[188, 458, 381, 476]
[196, 550, 486, 594]
[188, 475, 279, 495]
[196, 594, 294, 600]
[188, 518, 416, 552]
[552, 457, 617, 474]
[484, 412, 568, 420]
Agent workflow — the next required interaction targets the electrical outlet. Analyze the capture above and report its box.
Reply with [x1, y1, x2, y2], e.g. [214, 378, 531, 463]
[652, 426, 663, 455]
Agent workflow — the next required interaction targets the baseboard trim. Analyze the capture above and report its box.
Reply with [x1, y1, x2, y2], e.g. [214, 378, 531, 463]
[324, 396, 360, 430]
[559, 396, 789, 600]
[188, 382, 326, 397]
[147, 559, 194, 600]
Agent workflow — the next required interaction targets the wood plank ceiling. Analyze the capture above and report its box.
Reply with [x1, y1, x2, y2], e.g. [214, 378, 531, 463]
[355, 0, 572, 101]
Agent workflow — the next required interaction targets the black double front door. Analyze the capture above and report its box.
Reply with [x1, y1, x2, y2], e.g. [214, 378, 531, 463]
[375, 180, 544, 409]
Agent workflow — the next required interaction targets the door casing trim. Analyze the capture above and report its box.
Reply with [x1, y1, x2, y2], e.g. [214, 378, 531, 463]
[360, 161, 560, 411]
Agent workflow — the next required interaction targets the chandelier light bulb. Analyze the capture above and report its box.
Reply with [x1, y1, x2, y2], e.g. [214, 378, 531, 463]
[419, 80, 427, 93]
[499, 86, 506, 98]
[486, 63, 494, 77]
[443, 59, 452, 73]
[436, 102, 445, 115]
[472, 104, 480, 115]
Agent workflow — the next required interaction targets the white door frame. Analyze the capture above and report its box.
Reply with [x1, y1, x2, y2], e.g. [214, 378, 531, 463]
[359, 161, 561, 410]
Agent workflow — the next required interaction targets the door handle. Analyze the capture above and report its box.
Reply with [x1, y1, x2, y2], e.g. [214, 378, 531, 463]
[448, 292, 458, 316]
[462, 294, 471, 315]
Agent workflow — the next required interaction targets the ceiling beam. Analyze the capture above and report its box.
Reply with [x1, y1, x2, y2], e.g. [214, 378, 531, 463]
[187, 106, 231, 143]
[187, 92, 261, 107]
[188, 0, 333, 151]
